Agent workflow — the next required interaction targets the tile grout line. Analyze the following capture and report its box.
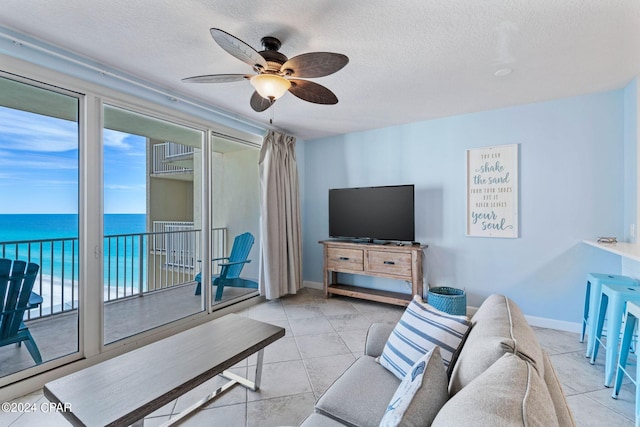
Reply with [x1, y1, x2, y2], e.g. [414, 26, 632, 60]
[8, 289, 637, 426]
[580, 390, 636, 423]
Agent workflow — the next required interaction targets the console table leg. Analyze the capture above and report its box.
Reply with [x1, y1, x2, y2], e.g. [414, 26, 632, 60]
[160, 349, 266, 426]
[221, 348, 264, 391]
[159, 379, 237, 426]
[254, 347, 264, 389]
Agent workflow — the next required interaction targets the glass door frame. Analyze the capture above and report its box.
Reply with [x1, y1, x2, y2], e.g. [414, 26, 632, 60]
[0, 55, 263, 398]
[0, 71, 86, 386]
[97, 96, 214, 351]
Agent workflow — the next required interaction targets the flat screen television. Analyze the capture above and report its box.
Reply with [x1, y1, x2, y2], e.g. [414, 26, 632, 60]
[329, 184, 415, 242]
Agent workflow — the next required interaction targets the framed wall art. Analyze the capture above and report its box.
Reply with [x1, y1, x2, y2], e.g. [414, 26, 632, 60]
[466, 144, 519, 238]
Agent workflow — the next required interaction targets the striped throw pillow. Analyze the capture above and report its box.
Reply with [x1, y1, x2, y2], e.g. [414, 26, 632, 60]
[379, 295, 471, 380]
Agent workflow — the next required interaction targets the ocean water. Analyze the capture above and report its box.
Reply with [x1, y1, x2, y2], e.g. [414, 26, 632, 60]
[0, 214, 146, 311]
[0, 213, 146, 242]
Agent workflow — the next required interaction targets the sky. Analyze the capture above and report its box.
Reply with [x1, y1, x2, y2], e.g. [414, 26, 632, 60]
[0, 106, 146, 214]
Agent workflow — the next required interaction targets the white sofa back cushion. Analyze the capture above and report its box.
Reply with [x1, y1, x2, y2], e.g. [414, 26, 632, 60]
[433, 352, 559, 427]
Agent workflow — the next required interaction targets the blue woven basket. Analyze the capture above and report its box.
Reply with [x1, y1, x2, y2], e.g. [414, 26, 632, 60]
[428, 287, 466, 316]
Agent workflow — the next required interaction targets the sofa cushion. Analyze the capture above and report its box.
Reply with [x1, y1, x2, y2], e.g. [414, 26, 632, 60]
[364, 323, 395, 358]
[448, 294, 545, 396]
[380, 346, 449, 427]
[379, 295, 471, 380]
[432, 353, 560, 427]
[316, 355, 399, 426]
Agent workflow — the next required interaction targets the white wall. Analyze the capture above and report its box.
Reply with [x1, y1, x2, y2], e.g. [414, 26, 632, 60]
[213, 148, 261, 280]
[623, 78, 639, 243]
[301, 89, 627, 324]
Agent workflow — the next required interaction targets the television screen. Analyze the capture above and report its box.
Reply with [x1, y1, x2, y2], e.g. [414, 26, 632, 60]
[329, 184, 415, 242]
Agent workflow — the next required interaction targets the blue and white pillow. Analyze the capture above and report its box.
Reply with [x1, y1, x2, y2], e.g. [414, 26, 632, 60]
[379, 349, 433, 427]
[379, 295, 470, 380]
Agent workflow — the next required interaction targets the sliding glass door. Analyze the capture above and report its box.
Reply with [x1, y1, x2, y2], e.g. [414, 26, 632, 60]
[0, 75, 81, 379]
[102, 104, 205, 344]
[0, 67, 262, 390]
[210, 135, 261, 306]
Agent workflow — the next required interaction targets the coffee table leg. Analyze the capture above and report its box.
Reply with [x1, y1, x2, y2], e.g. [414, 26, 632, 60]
[254, 347, 264, 389]
[159, 349, 266, 426]
[221, 348, 265, 391]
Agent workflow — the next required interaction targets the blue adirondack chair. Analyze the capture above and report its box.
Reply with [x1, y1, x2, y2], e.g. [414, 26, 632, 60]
[0, 258, 42, 364]
[194, 232, 258, 301]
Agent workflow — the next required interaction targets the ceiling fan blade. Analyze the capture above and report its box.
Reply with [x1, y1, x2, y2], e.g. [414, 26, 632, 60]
[210, 28, 268, 71]
[288, 79, 339, 104]
[281, 52, 349, 78]
[181, 74, 250, 83]
[250, 91, 274, 112]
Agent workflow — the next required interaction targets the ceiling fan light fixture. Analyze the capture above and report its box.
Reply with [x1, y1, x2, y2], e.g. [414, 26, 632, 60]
[250, 74, 291, 101]
[185, 29, 349, 112]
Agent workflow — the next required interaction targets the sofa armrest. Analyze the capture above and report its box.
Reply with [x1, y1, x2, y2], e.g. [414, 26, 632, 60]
[364, 323, 394, 357]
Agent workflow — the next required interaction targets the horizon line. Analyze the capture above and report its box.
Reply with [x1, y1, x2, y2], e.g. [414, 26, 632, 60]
[0, 212, 146, 215]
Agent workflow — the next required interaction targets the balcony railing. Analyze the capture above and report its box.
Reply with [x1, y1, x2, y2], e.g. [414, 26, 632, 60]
[152, 142, 194, 174]
[152, 221, 226, 272]
[1, 238, 78, 320]
[1, 226, 227, 321]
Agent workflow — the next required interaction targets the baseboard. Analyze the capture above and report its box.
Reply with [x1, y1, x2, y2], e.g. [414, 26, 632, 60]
[303, 280, 323, 290]
[524, 314, 581, 333]
[467, 304, 580, 333]
[299, 285, 581, 333]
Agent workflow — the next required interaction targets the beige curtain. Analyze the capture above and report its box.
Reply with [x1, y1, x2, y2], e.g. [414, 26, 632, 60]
[258, 129, 302, 299]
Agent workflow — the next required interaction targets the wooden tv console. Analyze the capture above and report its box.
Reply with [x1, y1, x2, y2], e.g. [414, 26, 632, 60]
[320, 240, 426, 306]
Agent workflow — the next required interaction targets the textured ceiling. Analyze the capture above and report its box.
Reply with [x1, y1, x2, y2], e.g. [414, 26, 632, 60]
[1, 0, 639, 140]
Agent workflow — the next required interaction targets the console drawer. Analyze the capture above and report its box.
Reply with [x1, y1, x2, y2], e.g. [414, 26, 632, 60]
[367, 250, 412, 277]
[327, 248, 364, 271]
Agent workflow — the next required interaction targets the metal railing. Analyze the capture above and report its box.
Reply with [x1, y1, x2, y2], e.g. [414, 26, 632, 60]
[152, 142, 194, 174]
[152, 221, 196, 262]
[166, 142, 195, 158]
[1, 238, 78, 319]
[152, 221, 226, 272]
[103, 228, 202, 301]
[1, 226, 228, 320]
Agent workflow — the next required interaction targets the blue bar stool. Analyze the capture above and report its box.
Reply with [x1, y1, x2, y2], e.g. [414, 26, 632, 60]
[612, 301, 640, 427]
[583, 273, 638, 358]
[591, 283, 640, 387]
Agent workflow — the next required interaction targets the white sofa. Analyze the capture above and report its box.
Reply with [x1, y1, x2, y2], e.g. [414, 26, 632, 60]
[300, 294, 575, 426]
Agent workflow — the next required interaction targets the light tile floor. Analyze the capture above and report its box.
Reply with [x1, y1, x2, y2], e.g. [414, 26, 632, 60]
[1, 288, 637, 426]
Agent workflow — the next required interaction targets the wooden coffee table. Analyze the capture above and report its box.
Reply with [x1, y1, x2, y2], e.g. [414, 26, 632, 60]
[44, 313, 285, 426]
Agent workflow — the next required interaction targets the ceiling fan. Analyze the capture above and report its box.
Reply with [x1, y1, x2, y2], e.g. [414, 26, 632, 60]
[182, 28, 349, 112]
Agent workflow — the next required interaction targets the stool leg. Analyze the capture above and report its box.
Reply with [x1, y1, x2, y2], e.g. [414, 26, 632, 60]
[613, 313, 636, 398]
[604, 293, 624, 387]
[587, 282, 604, 358]
[591, 293, 609, 364]
[581, 280, 591, 343]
